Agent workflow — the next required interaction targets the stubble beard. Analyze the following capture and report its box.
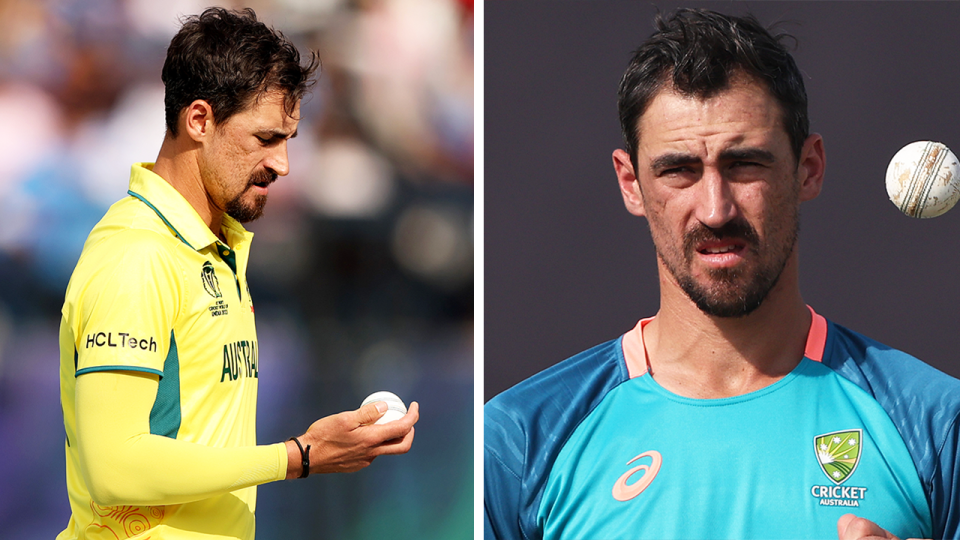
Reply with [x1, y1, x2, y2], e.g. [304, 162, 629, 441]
[226, 192, 267, 223]
[652, 211, 799, 318]
[225, 170, 277, 223]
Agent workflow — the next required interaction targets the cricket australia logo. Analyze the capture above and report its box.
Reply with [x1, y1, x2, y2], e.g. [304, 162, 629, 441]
[811, 429, 868, 507]
[816, 429, 861, 483]
[201, 261, 222, 298]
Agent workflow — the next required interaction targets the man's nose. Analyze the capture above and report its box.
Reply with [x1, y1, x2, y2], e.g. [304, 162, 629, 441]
[267, 140, 290, 177]
[694, 169, 738, 228]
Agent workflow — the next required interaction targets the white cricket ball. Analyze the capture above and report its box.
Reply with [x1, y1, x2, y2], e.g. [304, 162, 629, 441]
[886, 140, 960, 218]
[361, 391, 407, 424]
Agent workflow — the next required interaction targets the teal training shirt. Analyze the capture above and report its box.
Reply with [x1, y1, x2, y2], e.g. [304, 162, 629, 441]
[541, 358, 928, 539]
[484, 309, 960, 540]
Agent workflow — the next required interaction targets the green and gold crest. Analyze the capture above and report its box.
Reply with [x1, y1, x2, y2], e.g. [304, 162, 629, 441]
[814, 429, 862, 485]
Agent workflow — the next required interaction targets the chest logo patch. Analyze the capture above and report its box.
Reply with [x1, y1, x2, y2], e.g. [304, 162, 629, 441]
[815, 429, 862, 484]
[202, 261, 223, 298]
[811, 429, 867, 507]
[612, 450, 662, 502]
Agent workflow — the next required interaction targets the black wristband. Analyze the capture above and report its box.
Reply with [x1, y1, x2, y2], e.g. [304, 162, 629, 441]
[289, 437, 310, 479]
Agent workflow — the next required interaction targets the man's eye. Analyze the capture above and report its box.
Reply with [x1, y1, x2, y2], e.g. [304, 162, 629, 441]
[255, 136, 269, 144]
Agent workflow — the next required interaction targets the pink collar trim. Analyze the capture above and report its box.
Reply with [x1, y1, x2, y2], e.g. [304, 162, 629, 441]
[622, 305, 828, 379]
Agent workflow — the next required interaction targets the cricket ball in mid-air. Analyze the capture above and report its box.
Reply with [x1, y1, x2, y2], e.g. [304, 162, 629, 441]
[886, 140, 960, 218]
[361, 391, 407, 424]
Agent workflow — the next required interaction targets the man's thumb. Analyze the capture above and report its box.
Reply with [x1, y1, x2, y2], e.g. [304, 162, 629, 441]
[837, 513, 899, 540]
[357, 401, 388, 426]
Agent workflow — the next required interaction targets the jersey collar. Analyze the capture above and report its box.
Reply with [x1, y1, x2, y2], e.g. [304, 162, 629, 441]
[126, 162, 252, 251]
[622, 305, 829, 378]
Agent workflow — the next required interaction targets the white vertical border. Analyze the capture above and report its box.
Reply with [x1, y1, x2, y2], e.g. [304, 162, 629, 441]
[473, 0, 484, 538]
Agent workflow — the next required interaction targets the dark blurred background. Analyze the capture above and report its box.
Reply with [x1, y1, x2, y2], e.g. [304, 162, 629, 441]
[0, 0, 473, 538]
[485, 1, 960, 401]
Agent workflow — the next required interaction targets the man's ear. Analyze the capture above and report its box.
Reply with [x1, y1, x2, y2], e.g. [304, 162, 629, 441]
[614, 149, 645, 217]
[183, 100, 215, 142]
[797, 133, 826, 202]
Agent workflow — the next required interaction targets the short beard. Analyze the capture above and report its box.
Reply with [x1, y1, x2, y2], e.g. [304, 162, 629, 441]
[225, 170, 276, 223]
[659, 216, 797, 318]
[677, 262, 779, 318]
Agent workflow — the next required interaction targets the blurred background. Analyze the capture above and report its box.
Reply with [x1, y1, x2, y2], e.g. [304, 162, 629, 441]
[0, 0, 473, 538]
[486, 1, 960, 401]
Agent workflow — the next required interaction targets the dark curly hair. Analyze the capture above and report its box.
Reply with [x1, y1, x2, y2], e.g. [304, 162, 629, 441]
[161, 7, 320, 137]
[618, 9, 808, 169]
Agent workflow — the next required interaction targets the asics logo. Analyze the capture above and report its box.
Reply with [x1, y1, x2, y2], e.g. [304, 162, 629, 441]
[612, 450, 662, 502]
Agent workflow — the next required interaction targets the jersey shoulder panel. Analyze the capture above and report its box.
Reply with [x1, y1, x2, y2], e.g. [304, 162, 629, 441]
[822, 320, 960, 539]
[84, 195, 179, 248]
[66, 220, 185, 375]
[484, 337, 630, 540]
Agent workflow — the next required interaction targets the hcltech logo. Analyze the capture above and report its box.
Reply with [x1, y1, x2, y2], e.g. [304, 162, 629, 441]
[811, 429, 867, 507]
[202, 261, 222, 298]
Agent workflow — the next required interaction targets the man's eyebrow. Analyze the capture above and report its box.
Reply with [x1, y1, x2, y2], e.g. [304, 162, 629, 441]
[259, 129, 298, 139]
[649, 148, 777, 171]
[719, 148, 776, 163]
[650, 153, 701, 171]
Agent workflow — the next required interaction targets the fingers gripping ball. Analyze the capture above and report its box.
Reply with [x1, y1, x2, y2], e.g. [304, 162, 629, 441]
[361, 391, 407, 424]
[886, 141, 960, 218]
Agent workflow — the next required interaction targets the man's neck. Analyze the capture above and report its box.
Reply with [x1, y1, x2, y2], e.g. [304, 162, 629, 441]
[643, 262, 811, 399]
[152, 136, 223, 236]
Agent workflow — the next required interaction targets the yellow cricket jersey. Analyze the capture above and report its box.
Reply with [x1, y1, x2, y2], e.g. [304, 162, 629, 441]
[58, 163, 286, 539]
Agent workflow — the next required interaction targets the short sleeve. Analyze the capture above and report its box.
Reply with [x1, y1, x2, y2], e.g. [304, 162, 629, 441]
[484, 401, 528, 540]
[931, 413, 960, 539]
[69, 229, 181, 376]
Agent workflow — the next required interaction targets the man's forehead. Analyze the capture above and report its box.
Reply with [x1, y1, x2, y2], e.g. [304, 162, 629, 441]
[255, 89, 299, 115]
[230, 90, 300, 128]
[643, 71, 780, 116]
[636, 78, 786, 150]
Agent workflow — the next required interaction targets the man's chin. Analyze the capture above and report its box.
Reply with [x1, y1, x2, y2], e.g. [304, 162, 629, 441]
[225, 195, 268, 223]
[694, 296, 763, 318]
[680, 278, 768, 318]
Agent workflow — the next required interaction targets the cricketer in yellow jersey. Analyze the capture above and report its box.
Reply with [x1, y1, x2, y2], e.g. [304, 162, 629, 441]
[57, 8, 418, 540]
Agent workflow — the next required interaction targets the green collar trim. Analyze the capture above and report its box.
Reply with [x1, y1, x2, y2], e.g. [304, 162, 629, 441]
[128, 190, 196, 251]
[215, 241, 238, 276]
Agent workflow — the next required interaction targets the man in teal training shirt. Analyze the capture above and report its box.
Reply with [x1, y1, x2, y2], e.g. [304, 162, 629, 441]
[485, 9, 960, 540]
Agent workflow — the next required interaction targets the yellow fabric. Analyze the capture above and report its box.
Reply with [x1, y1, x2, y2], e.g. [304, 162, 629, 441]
[71, 371, 286, 535]
[58, 163, 287, 540]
